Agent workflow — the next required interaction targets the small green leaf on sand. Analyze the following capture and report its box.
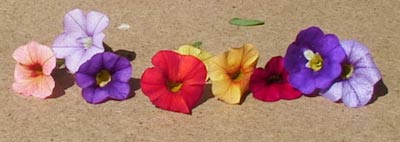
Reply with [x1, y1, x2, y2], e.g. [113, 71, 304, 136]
[191, 41, 202, 48]
[229, 17, 264, 26]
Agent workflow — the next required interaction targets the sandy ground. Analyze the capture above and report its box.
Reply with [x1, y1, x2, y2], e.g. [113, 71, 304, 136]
[0, 0, 399, 141]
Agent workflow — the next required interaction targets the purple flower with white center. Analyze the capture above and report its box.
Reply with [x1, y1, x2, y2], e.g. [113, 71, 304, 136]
[284, 26, 346, 94]
[320, 40, 381, 108]
[75, 52, 132, 104]
[53, 8, 109, 73]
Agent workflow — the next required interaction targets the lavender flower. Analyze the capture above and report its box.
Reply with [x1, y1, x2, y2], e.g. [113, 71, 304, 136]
[320, 40, 381, 107]
[53, 9, 109, 73]
[284, 27, 346, 94]
[75, 52, 132, 104]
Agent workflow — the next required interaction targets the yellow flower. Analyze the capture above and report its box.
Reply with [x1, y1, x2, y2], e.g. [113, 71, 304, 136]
[177, 45, 213, 62]
[208, 44, 259, 104]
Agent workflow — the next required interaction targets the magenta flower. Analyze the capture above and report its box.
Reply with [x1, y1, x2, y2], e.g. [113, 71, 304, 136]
[75, 52, 132, 104]
[250, 56, 302, 102]
[284, 26, 346, 94]
[320, 40, 381, 107]
[53, 9, 109, 73]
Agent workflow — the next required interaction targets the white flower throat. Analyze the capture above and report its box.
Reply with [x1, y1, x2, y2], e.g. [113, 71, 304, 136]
[78, 37, 93, 49]
[304, 49, 323, 71]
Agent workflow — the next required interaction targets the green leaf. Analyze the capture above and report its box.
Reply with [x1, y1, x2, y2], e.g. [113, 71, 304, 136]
[191, 41, 202, 48]
[229, 18, 264, 26]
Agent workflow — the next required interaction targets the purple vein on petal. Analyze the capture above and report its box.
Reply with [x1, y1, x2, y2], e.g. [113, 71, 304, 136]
[67, 13, 86, 33]
[92, 15, 105, 35]
[347, 80, 361, 107]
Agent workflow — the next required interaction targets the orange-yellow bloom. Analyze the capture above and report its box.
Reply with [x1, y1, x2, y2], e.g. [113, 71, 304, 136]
[208, 44, 259, 104]
[12, 41, 56, 99]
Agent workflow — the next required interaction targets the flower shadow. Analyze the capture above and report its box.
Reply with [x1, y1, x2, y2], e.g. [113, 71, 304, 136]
[368, 79, 388, 105]
[103, 42, 136, 61]
[127, 78, 141, 99]
[196, 84, 214, 107]
[48, 68, 75, 99]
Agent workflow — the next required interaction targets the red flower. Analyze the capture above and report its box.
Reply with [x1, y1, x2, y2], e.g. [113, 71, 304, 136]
[250, 56, 301, 102]
[141, 51, 207, 114]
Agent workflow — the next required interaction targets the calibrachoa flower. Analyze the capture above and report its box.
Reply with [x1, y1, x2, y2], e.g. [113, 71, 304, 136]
[75, 52, 132, 104]
[320, 40, 381, 107]
[250, 56, 301, 102]
[12, 41, 56, 99]
[176, 45, 213, 62]
[53, 8, 109, 73]
[176, 44, 212, 79]
[208, 44, 259, 104]
[141, 51, 207, 114]
[284, 26, 346, 94]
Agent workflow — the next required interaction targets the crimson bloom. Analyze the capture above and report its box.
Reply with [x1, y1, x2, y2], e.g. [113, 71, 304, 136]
[141, 51, 207, 114]
[250, 56, 301, 102]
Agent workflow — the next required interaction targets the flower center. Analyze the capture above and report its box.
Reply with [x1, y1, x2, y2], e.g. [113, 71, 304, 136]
[166, 81, 183, 93]
[29, 63, 43, 77]
[304, 49, 323, 71]
[78, 37, 93, 49]
[96, 70, 111, 87]
[266, 75, 282, 84]
[230, 70, 243, 81]
[341, 63, 354, 79]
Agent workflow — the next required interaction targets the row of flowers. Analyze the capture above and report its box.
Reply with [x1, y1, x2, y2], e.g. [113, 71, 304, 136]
[12, 9, 382, 114]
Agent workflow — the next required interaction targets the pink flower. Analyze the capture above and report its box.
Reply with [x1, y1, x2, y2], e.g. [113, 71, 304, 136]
[12, 41, 56, 99]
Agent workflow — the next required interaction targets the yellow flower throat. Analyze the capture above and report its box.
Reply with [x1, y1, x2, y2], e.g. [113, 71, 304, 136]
[96, 70, 111, 87]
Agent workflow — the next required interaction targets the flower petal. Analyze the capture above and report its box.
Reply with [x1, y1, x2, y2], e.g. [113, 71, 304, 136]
[52, 32, 86, 59]
[320, 81, 344, 102]
[295, 26, 324, 45]
[75, 73, 96, 88]
[341, 78, 373, 108]
[13, 42, 56, 75]
[86, 11, 109, 35]
[65, 49, 85, 73]
[289, 68, 316, 94]
[107, 81, 130, 100]
[151, 51, 181, 81]
[82, 87, 109, 104]
[179, 83, 204, 109]
[178, 55, 207, 84]
[141, 68, 168, 101]
[212, 80, 241, 104]
[169, 94, 190, 114]
[341, 40, 370, 63]
[12, 75, 55, 99]
[64, 9, 86, 33]
[76, 53, 104, 75]
[91, 33, 106, 51]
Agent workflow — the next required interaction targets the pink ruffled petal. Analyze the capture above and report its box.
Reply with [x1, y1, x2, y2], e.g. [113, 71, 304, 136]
[12, 75, 55, 99]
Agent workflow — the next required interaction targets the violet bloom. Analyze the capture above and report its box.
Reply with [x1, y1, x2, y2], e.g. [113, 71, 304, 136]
[75, 52, 132, 104]
[53, 9, 109, 73]
[284, 27, 346, 94]
[321, 40, 381, 107]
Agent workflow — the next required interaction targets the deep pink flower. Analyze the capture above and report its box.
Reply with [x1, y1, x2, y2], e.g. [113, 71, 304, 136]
[250, 56, 301, 102]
